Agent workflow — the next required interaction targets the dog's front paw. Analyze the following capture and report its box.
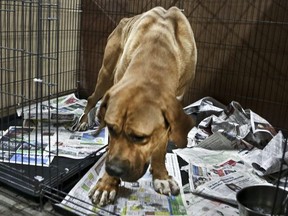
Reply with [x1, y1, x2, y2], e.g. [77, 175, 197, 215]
[70, 113, 89, 131]
[88, 174, 120, 206]
[153, 176, 180, 196]
[76, 121, 89, 131]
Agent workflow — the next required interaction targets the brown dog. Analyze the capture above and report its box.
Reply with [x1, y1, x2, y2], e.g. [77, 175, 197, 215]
[74, 6, 197, 206]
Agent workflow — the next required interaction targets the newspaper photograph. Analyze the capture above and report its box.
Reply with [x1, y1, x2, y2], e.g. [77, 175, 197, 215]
[58, 153, 187, 216]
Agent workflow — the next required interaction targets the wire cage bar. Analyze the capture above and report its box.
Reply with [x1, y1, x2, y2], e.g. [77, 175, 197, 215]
[0, 0, 287, 215]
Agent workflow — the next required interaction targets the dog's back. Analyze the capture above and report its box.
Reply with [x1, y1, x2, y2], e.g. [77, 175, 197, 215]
[111, 6, 197, 100]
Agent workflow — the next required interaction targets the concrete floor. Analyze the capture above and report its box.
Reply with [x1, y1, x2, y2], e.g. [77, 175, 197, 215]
[0, 185, 61, 216]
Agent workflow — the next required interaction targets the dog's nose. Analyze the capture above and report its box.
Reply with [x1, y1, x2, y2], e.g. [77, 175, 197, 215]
[106, 158, 129, 178]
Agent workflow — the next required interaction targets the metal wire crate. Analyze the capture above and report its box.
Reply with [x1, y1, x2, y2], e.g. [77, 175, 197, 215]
[1, 0, 288, 215]
[0, 0, 104, 198]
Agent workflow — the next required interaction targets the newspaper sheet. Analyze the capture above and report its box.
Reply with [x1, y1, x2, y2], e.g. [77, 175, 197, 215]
[184, 97, 225, 116]
[51, 126, 108, 159]
[58, 153, 187, 216]
[0, 126, 54, 166]
[13, 92, 108, 160]
[17, 93, 89, 124]
[0, 125, 108, 165]
[182, 183, 239, 216]
[174, 147, 269, 205]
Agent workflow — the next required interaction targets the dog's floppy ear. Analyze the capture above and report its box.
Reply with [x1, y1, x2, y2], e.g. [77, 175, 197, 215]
[162, 94, 195, 148]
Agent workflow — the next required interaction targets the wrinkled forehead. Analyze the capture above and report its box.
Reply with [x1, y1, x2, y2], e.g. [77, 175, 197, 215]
[126, 105, 165, 135]
[105, 98, 165, 135]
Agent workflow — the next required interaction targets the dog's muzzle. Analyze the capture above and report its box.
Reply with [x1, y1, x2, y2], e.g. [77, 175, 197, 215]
[105, 157, 149, 182]
[106, 157, 130, 178]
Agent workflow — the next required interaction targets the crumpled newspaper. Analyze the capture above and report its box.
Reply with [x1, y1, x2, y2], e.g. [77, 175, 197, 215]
[185, 97, 288, 176]
[243, 131, 288, 176]
[185, 97, 277, 149]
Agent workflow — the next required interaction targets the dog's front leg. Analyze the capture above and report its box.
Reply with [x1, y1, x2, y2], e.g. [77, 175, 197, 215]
[150, 146, 180, 196]
[72, 73, 112, 132]
[88, 172, 120, 206]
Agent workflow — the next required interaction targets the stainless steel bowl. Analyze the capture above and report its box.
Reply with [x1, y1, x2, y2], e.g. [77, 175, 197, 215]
[236, 185, 288, 216]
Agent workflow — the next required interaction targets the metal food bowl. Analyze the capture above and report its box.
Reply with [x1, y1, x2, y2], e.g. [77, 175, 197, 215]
[236, 185, 288, 216]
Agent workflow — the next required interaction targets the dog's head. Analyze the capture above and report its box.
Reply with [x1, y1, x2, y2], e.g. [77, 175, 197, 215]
[98, 81, 194, 182]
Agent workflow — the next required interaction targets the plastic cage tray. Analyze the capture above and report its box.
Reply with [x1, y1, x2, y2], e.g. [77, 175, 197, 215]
[0, 114, 105, 198]
[0, 153, 103, 198]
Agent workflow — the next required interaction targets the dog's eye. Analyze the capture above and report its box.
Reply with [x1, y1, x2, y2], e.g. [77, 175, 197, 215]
[129, 134, 146, 143]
